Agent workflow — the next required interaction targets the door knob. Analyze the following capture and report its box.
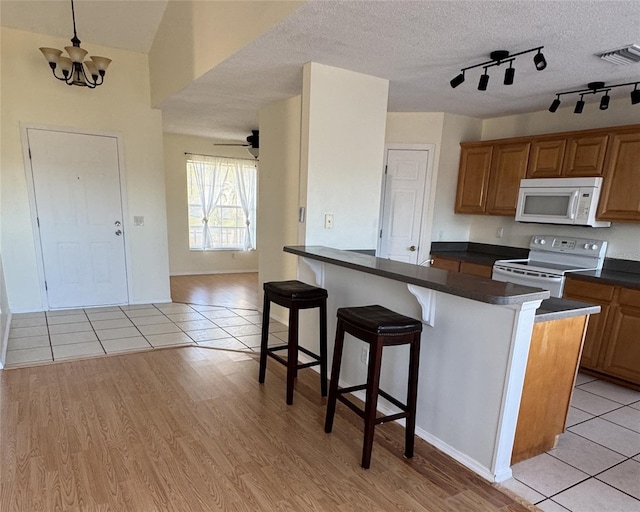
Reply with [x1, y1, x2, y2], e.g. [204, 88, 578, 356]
[115, 220, 121, 227]
[115, 229, 122, 236]
[409, 245, 416, 252]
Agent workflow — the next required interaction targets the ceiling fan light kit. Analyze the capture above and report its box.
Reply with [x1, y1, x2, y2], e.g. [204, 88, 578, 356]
[549, 80, 640, 114]
[450, 46, 546, 90]
[39, 0, 111, 88]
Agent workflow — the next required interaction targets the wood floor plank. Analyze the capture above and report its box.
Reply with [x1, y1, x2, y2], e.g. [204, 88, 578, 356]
[1, 340, 537, 511]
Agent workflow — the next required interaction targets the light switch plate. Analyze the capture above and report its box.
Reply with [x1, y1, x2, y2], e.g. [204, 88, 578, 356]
[133, 216, 144, 226]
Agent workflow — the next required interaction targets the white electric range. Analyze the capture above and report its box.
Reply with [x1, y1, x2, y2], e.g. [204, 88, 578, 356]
[492, 235, 608, 298]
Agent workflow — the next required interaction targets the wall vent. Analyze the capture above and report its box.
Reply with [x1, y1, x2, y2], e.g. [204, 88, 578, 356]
[599, 44, 640, 65]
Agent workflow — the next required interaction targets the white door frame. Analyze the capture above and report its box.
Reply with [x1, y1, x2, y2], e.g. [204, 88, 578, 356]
[20, 123, 132, 310]
[377, 143, 437, 266]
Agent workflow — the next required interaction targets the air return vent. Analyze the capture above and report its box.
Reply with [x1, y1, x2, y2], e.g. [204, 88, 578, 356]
[599, 44, 640, 65]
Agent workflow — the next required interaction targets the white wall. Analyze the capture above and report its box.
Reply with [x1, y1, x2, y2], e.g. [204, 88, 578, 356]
[257, 96, 303, 289]
[469, 99, 640, 260]
[163, 133, 259, 275]
[301, 63, 389, 249]
[1, 27, 170, 311]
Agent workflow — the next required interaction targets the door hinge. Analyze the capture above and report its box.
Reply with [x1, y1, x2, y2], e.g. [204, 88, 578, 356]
[36, 217, 40, 228]
[28, 147, 32, 160]
[44, 281, 48, 291]
[384, 165, 388, 175]
[379, 229, 383, 238]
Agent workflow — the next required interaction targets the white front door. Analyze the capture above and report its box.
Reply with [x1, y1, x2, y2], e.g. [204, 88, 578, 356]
[378, 148, 430, 264]
[27, 128, 128, 308]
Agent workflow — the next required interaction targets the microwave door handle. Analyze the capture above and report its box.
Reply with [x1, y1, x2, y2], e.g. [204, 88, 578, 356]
[569, 191, 580, 220]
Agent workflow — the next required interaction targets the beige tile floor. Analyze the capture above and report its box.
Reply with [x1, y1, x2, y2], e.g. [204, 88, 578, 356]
[5, 302, 287, 367]
[502, 372, 640, 512]
[6, 305, 640, 512]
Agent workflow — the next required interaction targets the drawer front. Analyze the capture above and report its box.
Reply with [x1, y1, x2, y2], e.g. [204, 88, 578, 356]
[564, 278, 615, 302]
[460, 261, 493, 278]
[619, 287, 640, 307]
[431, 257, 461, 272]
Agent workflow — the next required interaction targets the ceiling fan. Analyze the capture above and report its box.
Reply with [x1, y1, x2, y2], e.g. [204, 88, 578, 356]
[215, 130, 259, 159]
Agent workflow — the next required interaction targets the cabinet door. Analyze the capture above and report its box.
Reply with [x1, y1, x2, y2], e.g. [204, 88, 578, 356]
[527, 138, 566, 178]
[430, 256, 460, 272]
[562, 134, 608, 177]
[486, 142, 530, 215]
[455, 145, 493, 214]
[598, 130, 640, 221]
[563, 278, 615, 370]
[460, 261, 493, 278]
[599, 288, 640, 385]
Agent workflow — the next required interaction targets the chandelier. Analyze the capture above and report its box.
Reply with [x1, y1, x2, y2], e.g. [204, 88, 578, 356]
[39, 0, 111, 88]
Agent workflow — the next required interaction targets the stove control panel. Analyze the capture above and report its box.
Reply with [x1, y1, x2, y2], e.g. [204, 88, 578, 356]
[529, 235, 608, 259]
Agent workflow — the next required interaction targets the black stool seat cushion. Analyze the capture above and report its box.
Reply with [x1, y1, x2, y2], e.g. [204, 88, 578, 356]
[264, 280, 328, 301]
[337, 305, 422, 335]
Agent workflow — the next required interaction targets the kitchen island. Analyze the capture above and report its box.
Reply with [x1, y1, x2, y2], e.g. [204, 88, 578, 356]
[283, 246, 598, 482]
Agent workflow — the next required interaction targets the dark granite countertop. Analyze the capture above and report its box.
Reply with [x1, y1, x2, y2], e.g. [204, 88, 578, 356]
[431, 243, 640, 290]
[430, 242, 529, 267]
[284, 245, 549, 306]
[535, 298, 601, 323]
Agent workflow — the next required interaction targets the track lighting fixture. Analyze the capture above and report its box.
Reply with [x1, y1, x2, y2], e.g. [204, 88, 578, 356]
[550, 80, 640, 113]
[450, 46, 546, 91]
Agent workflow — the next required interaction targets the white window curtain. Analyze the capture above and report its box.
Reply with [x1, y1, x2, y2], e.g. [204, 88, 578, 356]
[232, 161, 257, 251]
[188, 156, 227, 250]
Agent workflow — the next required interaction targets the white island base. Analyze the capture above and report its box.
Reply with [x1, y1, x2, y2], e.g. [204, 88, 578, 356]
[291, 256, 542, 483]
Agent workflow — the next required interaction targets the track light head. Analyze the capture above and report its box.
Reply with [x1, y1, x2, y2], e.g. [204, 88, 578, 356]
[504, 65, 515, 85]
[533, 51, 547, 70]
[549, 97, 561, 112]
[450, 72, 465, 88]
[631, 86, 640, 105]
[574, 96, 585, 114]
[478, 71, 489, 91]
[599, 93, 610, 110]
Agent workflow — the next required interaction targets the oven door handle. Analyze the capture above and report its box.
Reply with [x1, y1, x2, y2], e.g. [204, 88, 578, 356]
[569, 191, 580, 220]
[492, 266, 563, 283]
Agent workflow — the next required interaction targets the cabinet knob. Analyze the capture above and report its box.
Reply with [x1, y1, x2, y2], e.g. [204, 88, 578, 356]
[409, 245, 416, 252]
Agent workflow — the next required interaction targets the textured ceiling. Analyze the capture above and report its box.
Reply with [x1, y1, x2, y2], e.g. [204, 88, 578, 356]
[3, 1, 640, 144]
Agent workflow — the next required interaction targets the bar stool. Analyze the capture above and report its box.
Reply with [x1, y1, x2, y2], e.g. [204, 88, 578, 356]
[324, 305, 422, 469]
[258, 280, 328, 405]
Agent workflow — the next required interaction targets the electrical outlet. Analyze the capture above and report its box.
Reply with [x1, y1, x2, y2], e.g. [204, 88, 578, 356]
[496, 227, 504, 238]
[324, 214, 334, 229]
[360, 347, 369, 364]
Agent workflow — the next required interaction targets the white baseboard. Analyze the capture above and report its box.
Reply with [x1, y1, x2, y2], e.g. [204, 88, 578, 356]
[170, 269, 258, 276]
[0, 311, 12, 370]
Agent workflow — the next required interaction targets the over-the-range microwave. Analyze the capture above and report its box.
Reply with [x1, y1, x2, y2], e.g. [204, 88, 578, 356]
[515, 177, 611, 227]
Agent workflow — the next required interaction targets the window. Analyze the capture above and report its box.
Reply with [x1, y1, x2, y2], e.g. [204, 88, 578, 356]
[187, 155, 257, 251]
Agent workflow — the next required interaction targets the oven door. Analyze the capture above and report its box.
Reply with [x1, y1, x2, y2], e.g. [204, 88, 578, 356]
[515, 187, 579, 225]
[492, 264, 564, 298]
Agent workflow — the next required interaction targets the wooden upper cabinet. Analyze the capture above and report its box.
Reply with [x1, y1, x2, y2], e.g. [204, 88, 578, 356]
[562, 134, 609, 177]
[486, 142, 530, 215]
[598, 130, 640, 221]
[455, 144, 493, 213]
[527, 138, 566, 178]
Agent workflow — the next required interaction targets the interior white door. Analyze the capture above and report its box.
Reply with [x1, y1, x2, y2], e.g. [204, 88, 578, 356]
[27, 128, 128, 308]
[378, 149, 429, 263]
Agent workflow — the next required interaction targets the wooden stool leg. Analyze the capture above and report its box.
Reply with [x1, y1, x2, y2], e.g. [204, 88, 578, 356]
[319, 299, 328, 397]
[324, 319, 346, 433]
[258, 294, 271, 384]
[362, 339, 383, 469]
[286, 306, 299, 405]
[404, 335, 421, 459]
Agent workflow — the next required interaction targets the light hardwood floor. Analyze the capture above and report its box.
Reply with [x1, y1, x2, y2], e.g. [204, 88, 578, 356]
[0, 347, 536, 511]
[1, 274, 537, 511]
[171, 273, 260, 310]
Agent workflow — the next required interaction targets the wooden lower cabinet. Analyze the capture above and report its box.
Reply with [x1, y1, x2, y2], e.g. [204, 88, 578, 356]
[512, 316, 588, 464]
[430, 256, 461, 272]
[564, 277, 640, 389]
[459, 261, 493, 278]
